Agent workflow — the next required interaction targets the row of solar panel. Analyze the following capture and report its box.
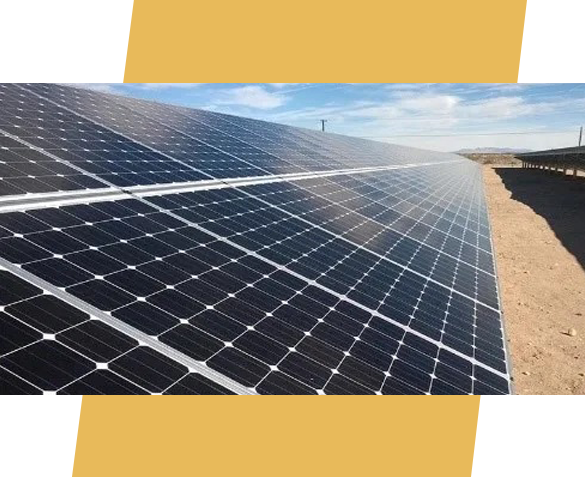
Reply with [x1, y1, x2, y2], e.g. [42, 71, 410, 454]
[0, 83, 463, 199]
[0, 83, 509, 395]
[1, 85, 498, 307]
[0, 171, 509, 394]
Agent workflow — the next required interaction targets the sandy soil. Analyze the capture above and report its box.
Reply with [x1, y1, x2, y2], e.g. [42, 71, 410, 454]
[483, 166, 585, 394]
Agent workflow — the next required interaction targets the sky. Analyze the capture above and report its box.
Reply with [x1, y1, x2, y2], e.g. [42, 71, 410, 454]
[79, 83, 585, 152]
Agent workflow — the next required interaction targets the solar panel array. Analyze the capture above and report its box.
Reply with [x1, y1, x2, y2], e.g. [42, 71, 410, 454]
[0, 83, 511, 395]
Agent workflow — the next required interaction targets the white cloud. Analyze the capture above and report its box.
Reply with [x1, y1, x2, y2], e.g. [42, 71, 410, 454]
[70, 83, 585, 153]
[385, 83, 436, 92]
[267, 83, 303, 89]
[215, 85, 288, 110]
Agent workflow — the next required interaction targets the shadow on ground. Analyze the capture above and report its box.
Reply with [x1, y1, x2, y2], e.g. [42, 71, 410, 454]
[494, 167, 585, 271]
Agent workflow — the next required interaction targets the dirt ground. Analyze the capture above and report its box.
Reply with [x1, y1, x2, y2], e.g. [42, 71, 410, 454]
[483, 165, 585, 394]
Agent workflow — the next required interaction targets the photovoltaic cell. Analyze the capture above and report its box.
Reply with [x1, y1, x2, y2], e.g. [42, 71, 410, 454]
[0, 83, 511, 395]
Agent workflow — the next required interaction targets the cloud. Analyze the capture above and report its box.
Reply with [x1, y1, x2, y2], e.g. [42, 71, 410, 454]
[214, 85, 288, 110]
[267, 83, 303, 89]
[70, 83, 585, 153]
[385, 83, 436, 92]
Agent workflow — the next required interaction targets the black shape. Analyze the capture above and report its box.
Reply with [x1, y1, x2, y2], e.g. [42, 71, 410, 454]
[431, 379, 468, 395]
[0, 271, 41, 305]
[110, 347, 188, 393]
[474, 366, 510, 394]
[0, 312, 42, 355]
[273, 305, 317, 332]
[350, 341, 393, 371]
[23, 258, 93, 288]
[0, 237, 52, 263]
[164, 373, 236, 395]
[159, 324, 223, 361]
[324, 373, 375, 395]
[234, 331, 288, 365]
[382, 377, 425, 395]
[7, 295, 88, 333]
[296, 336, 345, 369]
[138, 260, 191, 286]
[190, 309, 246, 342]
[0, 367, 43, 395]
[27, 230, 87, 254]
[338, 356, 386, 391]
[0, 212, 51, 234]
[215, 298, 265, 326]
[278, 352, 331, 390]
[112, 301, 179, 336]
[390, 359, 432, 393]
[0, 340, 95, 391]
[396, 346, 436, 374]
[57, 320, 138, 362]
[207, 347, 270, 388]
[67, 280, 134, 311]
[257, 371, 317, 395]
[311, 322, 354, 351]
[254, 316, 304, 348]
[106, 269, 166, 297]
[147, 289, 205, 319]
[59, 370, 148, 395]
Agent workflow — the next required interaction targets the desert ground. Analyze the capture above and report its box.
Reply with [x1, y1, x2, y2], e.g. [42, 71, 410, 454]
[477, 155, 585, 394]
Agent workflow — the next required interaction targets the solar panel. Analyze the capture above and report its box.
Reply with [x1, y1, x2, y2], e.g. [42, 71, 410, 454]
[0, 83, 511, 395]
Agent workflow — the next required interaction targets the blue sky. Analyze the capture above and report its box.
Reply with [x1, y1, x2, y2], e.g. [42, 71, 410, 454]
[82, 83, 585, 152]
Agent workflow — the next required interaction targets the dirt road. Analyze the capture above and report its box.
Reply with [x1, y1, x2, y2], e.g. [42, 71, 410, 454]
[484, 166, 585, 394]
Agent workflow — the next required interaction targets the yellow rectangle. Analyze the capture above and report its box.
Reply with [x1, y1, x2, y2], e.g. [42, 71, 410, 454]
[124, 0, 527, 82]
[73, 396, 480, 476]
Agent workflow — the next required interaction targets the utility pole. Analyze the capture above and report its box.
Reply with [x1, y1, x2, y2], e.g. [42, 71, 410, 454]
[320, 119, 328, 132]
[579, 126, 583, 147]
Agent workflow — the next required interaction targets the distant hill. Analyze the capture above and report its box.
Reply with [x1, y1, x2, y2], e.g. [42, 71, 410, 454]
[458, 151, 522, 166]
[455, 147, 533, 154]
